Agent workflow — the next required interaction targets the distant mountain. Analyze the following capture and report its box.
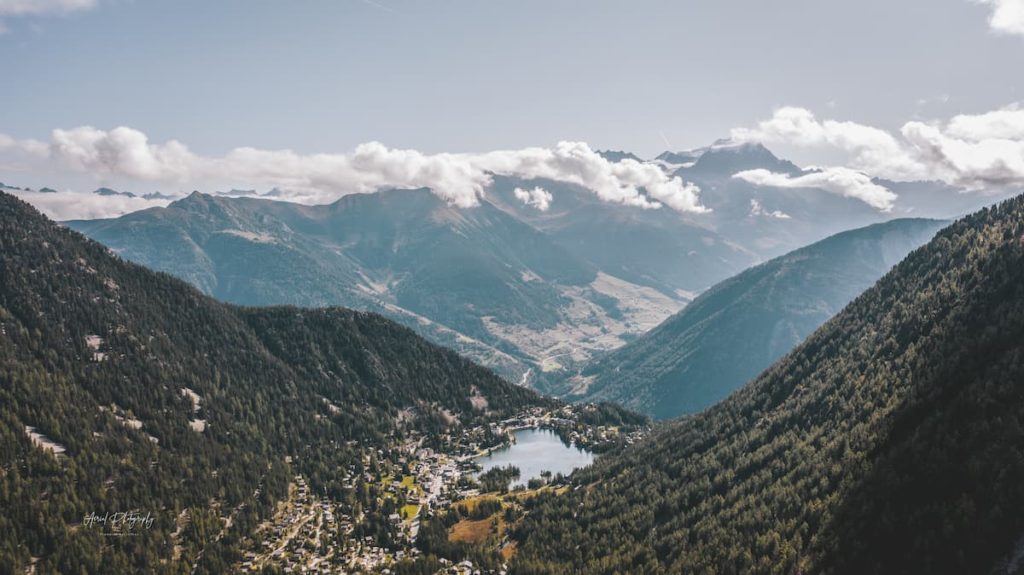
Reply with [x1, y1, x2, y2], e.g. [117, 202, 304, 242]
[487, 175, 758, 296]
[596, 150, 643, 163]
[654, 149, 702, 165]
[141, 191, 177, 200]
[670, 141, 1014, 261]
[671, 142, 885, 259]
[568, 218, 948, 418]
[873, 177, 1013, 218]
[510, 195, 1024, 575]
[93, 187, 136, 198]
[68, 190, 686, 388]
[679, 141, 803, 178]
[0, 191, 550, 572]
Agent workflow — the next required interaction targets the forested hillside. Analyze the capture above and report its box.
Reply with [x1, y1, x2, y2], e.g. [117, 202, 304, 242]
[0, 192, 550, 573]
[509, 195, 1024, 574]
[571, 218, 947, 418]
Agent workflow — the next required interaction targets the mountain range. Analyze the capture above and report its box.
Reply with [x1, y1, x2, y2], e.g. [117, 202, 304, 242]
[665, 141, 1006, 260]
[62, 142, 1010, 392]
[67, 188, 694, 390]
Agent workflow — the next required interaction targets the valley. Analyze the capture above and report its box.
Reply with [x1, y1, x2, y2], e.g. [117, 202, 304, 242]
[0, 190, 652, 573]
[506, 194, 1024, 575]
[567, 217, 951, 417]
[5, 3, 1024, 573]
[5, 161, 1022, 574]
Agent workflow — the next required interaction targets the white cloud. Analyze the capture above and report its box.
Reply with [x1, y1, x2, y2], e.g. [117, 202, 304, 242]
[10, 189, 173, 221]
[513, 186, 553, 211]
[0, 0, 95, 16]
[0, 133, 48, 156]
[901, 120, 1024, 188]
[0, 0, 95, 30]
[944, 104, 1024, 140]
[52, 126, 196, 181]
[732, 107, 827, 147]
[1, 126, 709, 215]
[732, 106, 925, 180]
[735, 168, 897, 212]
[975, 0, 1024, 35]
[749, 198, 791, 219]
[475, 142, 707, 213]
[732, 103, 1024, 194]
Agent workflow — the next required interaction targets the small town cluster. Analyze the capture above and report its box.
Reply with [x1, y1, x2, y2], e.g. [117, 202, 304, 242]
[235, 405, 647, 574]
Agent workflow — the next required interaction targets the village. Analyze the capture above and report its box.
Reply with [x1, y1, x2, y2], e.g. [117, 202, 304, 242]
[234, 404, 647, 573]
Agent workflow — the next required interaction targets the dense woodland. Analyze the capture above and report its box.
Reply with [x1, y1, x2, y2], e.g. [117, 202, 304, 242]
[509, 195, 1024, 574]
[0, 192, 552, 574]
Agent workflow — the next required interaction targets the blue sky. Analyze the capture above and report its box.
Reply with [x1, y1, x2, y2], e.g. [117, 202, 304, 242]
[2, 0, 1020, 155]
[1, 0, 1023, 218]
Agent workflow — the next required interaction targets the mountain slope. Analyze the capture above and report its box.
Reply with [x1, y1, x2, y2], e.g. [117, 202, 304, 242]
[67, 190, 684, 386]
[571, 218, 948, 419]
[487, 175, 758, 296]
[0, 191, 549, 573]
[509, 195, 1024, 574]
[681, 141, 802, 179]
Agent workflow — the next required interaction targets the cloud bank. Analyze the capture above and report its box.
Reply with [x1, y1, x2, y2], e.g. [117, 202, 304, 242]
[731, 106, 923, 180]
[975, 0, 1024, 35]
[9, 189, 173, 220]
[8, 102, 1024, 221]
[0, 126, 709, 218]
[0, 0, 96, 32]
[731, 104, 1024, 195]
[0, 133, 48, 156]
[0, 0, 95, 16]
[736, 168, 897, 212]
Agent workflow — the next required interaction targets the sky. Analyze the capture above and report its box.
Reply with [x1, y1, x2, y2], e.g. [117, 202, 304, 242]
[1, 0, 1023, 218]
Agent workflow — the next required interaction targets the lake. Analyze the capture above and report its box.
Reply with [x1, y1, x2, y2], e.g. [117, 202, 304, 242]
[475, 427, 594, 488]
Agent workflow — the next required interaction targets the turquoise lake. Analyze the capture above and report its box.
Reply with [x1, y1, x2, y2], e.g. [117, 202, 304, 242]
[474, 427, 594, 488]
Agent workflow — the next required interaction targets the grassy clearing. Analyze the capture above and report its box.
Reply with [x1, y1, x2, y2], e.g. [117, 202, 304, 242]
[447, 484, 572, 556]
[540, 358, 563, 372]
[401, 504, 420, 520]
[500, 541, 518, 561]
[449, 517, 503, 545]
[455, 494, 503, 514]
